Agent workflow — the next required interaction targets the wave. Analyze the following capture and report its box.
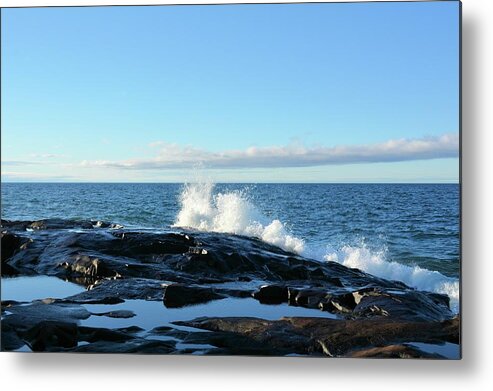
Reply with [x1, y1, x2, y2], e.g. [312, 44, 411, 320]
[323, 244, 459, 312]
[173, 181, 459, 312]
[174, 181, 305, 254]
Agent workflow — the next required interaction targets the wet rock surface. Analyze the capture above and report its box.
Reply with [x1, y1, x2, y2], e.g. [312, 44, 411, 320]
[162, 283, 226, 308]
[1, 219, 459, 357]
[174, 315, 459, 358]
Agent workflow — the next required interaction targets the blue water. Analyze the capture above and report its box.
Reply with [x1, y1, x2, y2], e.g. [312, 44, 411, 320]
[1, 183, 460, 275]
[1, 275, 85, 302]
[1, 182, 460, 309]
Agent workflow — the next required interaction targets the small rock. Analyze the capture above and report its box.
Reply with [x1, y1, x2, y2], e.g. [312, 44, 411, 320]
[62, 255, 114, 278]
[252, 284, 288, 304]
[92, 310, 136, 319]
[163, 283, 225, 308]
[294, 288, 328, 308]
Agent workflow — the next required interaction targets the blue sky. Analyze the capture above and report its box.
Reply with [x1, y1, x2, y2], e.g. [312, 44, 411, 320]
[1, 1, 460, 183]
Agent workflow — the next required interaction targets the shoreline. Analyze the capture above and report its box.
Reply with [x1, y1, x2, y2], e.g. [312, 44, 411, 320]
[1, 218, 460, 358]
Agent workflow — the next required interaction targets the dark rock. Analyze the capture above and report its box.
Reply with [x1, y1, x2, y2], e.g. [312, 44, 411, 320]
[188, 246, 208, 255]
[293, 288, 329, 308]
[114, 326, 144, 334]
[149, 326, 173, 333]
[60, 254, 117, 278]
[62, 296, 125, 305]
[163, 283, 225, 308]
[327, 292, 357, 313]
[28, 219, 94, 230]
[64, 278, 165, 302]
[428, 292, 451, 308]
[327, 277, 344, 287]
[1, 219, 459, 355]
[318, 300, 337, 312]
[179, 330, 291, 356]
[78, 326, 136, 343]
[1, 231, 34, 275]
[2, 220, 446, 312]
[73, 339, 176, 354]
[272, 263, 310, 280]
[3, 301, 91, 332]
[174, 316, 309, 355]
[347, 344, 444, 359]
[108, 231, 196, 257]
[91, 221, 110, 228]
[287, 287, 300, 305]
[0, 262, 19, 276]
[1, 232, 31, 262]
[1, 220, 29, 230]
[91, 220, 122, 229]
[22, 321, 78, 351]
[352, 290, 453, 322]
[1, 322, 26, 351]
[175, 315, 460, 357]
[1, 300, 24, 308]
[252, 284, 288, 304]
[91, 310, 136, 318]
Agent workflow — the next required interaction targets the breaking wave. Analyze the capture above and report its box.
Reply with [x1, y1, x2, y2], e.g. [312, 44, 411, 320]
[174, 181, 305, 253]
[173, 181, 459, 312]
[323, 244, 459, 312]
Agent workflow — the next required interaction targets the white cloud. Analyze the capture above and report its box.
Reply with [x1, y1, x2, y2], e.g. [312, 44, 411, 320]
[77, 133, 459, 171]
[29, 153, 68, 159]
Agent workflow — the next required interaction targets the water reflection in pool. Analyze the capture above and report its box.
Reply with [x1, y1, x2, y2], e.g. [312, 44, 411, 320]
[1, 276, 85, 302]
[81, 297, 336, 331]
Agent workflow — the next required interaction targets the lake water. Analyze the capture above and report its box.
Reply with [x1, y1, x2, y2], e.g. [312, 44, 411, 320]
[1, 182, 460, 309]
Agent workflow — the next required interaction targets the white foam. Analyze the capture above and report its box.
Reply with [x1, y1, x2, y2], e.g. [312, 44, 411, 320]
[173, 182, 459, 312]
[323, 244, 459, 313]
[174, 181, 305, 254]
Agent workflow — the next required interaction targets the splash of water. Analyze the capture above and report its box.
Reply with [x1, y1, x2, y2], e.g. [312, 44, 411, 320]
[173, 181, 459, 312]
[323, 244, 459, 312]
[174, 181, 305, 254]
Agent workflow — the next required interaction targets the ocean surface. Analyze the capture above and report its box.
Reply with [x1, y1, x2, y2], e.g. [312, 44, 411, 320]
[1, 182, 460, 311]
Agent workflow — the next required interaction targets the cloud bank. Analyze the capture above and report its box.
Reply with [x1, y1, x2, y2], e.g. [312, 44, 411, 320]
[79, 133, 459, 171]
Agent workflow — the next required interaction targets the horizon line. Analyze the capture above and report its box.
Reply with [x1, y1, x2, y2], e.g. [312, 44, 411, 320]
[1, 181, 460, 185]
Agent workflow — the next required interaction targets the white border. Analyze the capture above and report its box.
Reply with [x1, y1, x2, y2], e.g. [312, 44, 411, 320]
[2, 0, 493, 390]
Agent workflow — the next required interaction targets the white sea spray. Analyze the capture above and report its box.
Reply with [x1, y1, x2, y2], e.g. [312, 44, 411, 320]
[173, 181, 459, 312]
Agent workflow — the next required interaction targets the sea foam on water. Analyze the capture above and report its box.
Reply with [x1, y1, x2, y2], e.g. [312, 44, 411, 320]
[173, 181, 459, 312]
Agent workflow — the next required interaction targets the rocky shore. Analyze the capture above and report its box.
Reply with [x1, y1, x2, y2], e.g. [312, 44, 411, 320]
[1, 219, 459, 358]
